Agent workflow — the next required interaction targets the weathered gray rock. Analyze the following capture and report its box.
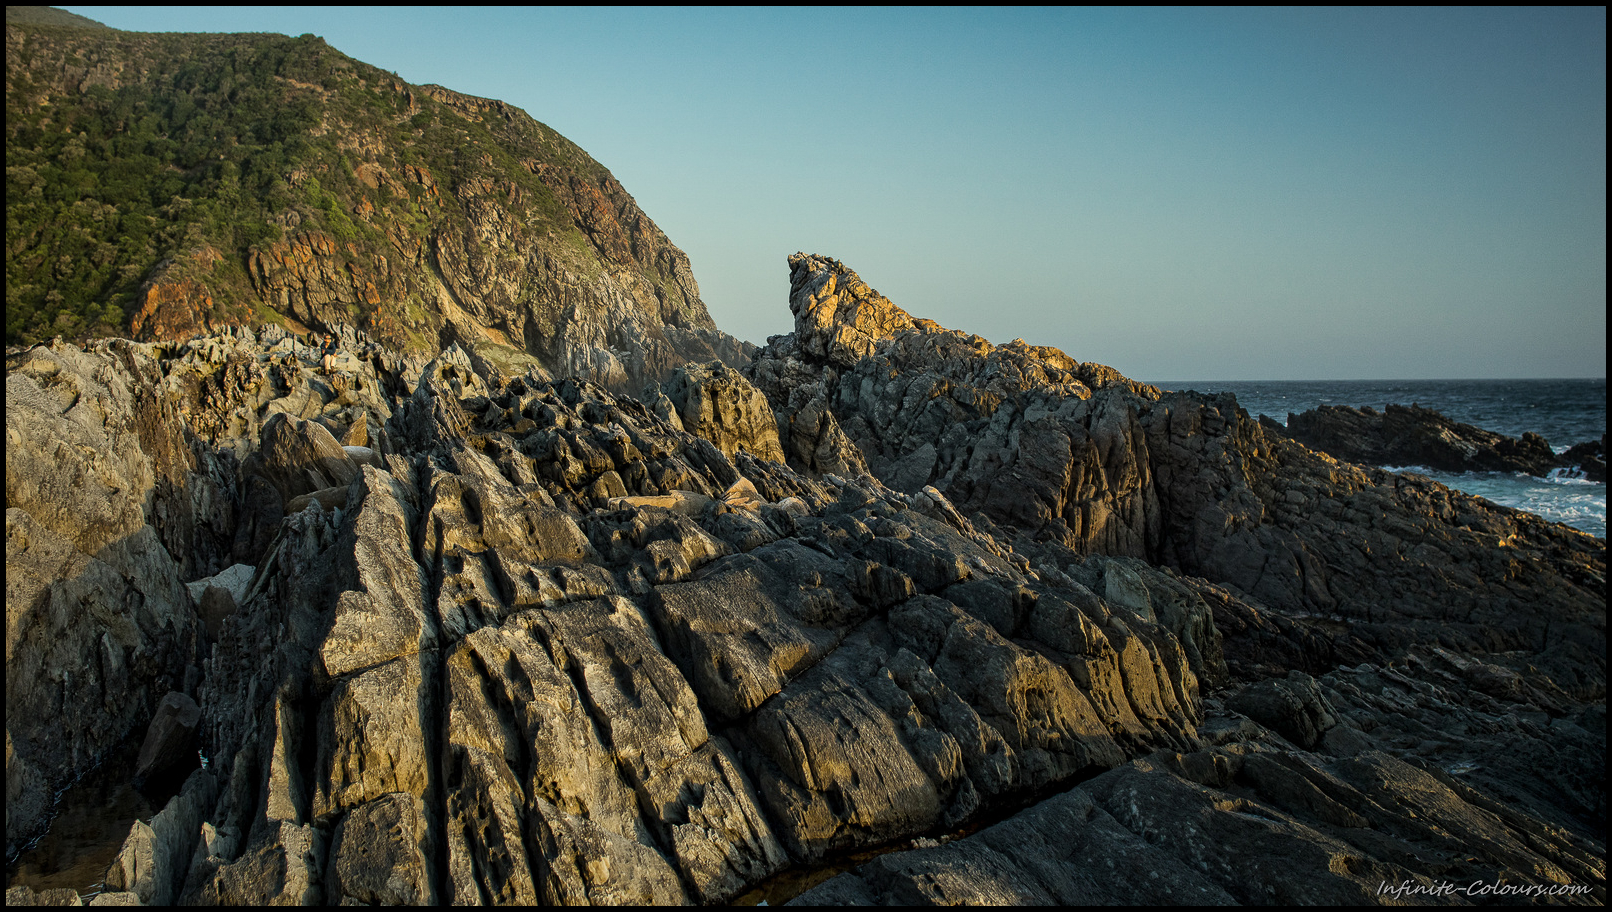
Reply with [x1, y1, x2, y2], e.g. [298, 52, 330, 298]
[195, 584, 237, 641]
[1268, 402, 1567, 477]
[1225, 670, 1338, 750]
[441, 613, 689, 905]
[659, 361, 787, 465]
[648, 544, 854, 723]
[325, 792, 433, 905]
[103, 769, 218, 906]
[6, 255, 1602, 907]
[5, 509, 197, 856]
[210, 819, 326, 905]
[744, 663, 946, 862]
[311, 657, 429, 820]
[318, 466, 435, 678]
[808, 741, 1606, 906]
[246, 412, 360, 505]
[134, 691, 201, 782]
[5, 339, 217, 855]
[791, 785, 1238, 905]
[6, 885, 84, 905]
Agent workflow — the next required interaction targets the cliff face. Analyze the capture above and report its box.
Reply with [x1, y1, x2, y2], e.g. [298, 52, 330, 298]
[5, 18, 751, 390]
[7, 253, 1604, 904]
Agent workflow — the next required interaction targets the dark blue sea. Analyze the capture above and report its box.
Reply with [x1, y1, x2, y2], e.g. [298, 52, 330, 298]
[1149, 379, 1607, 539]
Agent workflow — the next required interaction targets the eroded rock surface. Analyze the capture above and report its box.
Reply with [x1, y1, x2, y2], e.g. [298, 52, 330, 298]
[5, 253, 1603, 904]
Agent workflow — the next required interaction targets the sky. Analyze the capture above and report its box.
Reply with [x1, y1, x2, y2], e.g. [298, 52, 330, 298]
[66, 7, 1606, 381]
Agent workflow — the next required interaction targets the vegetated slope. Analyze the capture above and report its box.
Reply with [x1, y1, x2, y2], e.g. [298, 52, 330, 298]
[4, 6, 111, 29]
[5, 13, 749, 389]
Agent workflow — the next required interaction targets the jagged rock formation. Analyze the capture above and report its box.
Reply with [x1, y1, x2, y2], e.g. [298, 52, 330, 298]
[651, 361, 788, 466]
[749, 256, 1602, 699]
[1262, 402, 1603, 480]
[5, 253, 1605, 905]
[6, 15, 752, 391]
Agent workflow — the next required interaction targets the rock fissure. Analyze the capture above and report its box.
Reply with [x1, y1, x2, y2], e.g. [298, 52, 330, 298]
[4, 206, 1603, 906]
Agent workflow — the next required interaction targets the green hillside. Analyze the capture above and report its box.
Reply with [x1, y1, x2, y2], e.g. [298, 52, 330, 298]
[6, 14, 719, 367]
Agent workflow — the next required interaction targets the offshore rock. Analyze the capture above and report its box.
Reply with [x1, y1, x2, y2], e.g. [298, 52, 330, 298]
[1264, 402, 1568, 477]
[1562, 434, 1606, 483]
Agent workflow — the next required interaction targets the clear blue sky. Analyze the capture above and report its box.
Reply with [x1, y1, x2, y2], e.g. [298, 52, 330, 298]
[68, 7, 1606, 380]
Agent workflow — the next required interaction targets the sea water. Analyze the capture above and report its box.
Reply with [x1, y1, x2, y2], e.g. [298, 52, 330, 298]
[1151, 379, 1607, 539]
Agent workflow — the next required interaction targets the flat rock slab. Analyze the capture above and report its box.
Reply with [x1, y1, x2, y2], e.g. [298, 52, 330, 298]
[791, 785, 1236, 905]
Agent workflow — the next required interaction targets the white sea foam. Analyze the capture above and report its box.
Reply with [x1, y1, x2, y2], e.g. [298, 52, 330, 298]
[1545, 467, 1600, 485]
[1381, 465, 1437, 476]
[1382, 466, 1605, 539]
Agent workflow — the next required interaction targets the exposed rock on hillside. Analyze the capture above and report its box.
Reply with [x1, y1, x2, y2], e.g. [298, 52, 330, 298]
[5, 254, 1604, 904]
[6, 20, 752, 391]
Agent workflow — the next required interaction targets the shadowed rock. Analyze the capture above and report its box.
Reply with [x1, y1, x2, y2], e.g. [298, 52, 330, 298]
[1264, 402, 1567, 477]
[135, 692, 202, 782]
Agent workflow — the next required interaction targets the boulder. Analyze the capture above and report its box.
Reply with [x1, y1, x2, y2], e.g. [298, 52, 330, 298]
[1225, 671, 1338, 750]
[284, 485, 349, 515]
[134, 692, 202, 782]
[659, 361, 787, 464]
[247, 412, 359, 504]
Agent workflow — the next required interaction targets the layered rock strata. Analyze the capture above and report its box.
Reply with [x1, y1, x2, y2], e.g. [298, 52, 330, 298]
[7, 326, 1222, 902]
[748, 255, 1603, 701]
[5, 253, 1604, 905]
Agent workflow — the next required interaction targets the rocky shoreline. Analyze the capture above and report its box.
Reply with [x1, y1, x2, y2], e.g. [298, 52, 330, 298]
[6, 254, 1605, 905]
[1262, 403, 1606, 482]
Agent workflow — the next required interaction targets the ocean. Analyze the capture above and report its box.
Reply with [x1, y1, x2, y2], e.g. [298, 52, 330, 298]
[1150, 379, 1607, 539]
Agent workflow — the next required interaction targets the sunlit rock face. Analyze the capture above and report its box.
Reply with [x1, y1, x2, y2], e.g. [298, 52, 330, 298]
[5, 253, 1603, 905]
